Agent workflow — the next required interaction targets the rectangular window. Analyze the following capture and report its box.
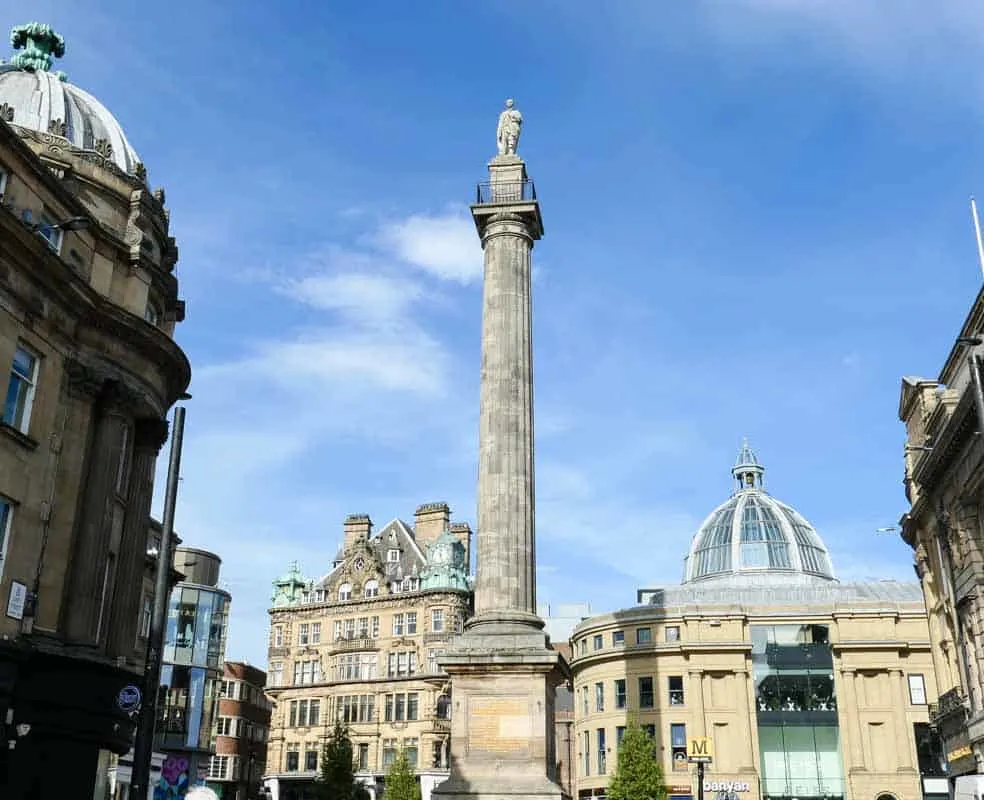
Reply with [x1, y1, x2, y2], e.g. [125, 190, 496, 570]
[669, 675, 685, 705]
[37, 214, 64, 253]
[309, 699, 321, 727]
[583, 730, 591, 776]
[344, 618, 355, 639]
[395, 694, 406, 722]
[579, 639, 587, 655]
[383, 739, 397, 767]
[407, 693, 419, 721]
[405, 737, 419, 768]
[208, 755, 228, 780]
[665, 625, 680, 642]
[644, 723, 656, 740]
[217, 717, 232, 736]
[595, 682, 604, 712]
[298, 623, 310, 645]
[311, 622, 321, 644]
[593, 634, 603, 651]
[285, 750, 299, 772]
[358, 743, 369, 771]
[908, 674, 927, 705]
[597, 728, 606, 774]
[305, 750, 318, 771]
[268, 662, 283, 687]
[0, 497, 11, 580]
[298, 699, 309, 726]
[4, 345, 39, 434]
[371, 616, 380, 638]
[671, 723, 687, 770]
[406, 611, 417, 634]
[432, 609, 445, 632]
[358, 616, 369, 638]
[140, 594, 152, 638]
[639, 676, 654, 708]
[334, 620, 343, 640]
[393, 613, 404, 636]
[273, 625, 284, 647]
[615, 679, 626, 709]
[289, 701, 298, 727]
[636, 627, 652, 644]
[616, 726, 626, 750]
[582, 686, 589, 715]
[612, 630, 625, 646]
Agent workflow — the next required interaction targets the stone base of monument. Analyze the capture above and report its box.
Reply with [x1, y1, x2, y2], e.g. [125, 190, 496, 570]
[432, 623, 570, 800]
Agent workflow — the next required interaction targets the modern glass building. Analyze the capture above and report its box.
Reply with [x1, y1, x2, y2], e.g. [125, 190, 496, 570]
[570, 444, 945, 800]
[156, 548, 231, 798]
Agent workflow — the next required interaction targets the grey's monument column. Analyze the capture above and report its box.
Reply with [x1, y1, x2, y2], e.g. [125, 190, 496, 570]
[433, 100, 569, 800]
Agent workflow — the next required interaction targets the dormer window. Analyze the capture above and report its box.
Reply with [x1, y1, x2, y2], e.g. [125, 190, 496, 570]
[402, 577, 417, 592]
[314, 589, 325, 602]
[364, 580, 379, 598]
[338, 583, 352, 601]
[388, 549, 400, 563]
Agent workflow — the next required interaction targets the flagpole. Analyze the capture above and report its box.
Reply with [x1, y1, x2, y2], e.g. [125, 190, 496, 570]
[970, 196, 984, 280]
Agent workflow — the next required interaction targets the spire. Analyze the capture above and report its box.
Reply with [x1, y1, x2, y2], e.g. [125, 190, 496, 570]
[732, 438, 765, 491]
[9, 23, 66, 73]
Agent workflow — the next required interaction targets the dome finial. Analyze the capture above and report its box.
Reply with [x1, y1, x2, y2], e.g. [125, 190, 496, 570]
[9, 23, 66, 73]
[732, 438, 765, 491]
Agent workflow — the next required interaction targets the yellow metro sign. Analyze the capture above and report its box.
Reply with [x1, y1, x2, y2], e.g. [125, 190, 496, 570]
[688, 737, 714, 763]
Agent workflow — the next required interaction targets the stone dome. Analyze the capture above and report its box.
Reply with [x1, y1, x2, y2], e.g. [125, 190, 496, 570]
[0, 23, 141, 175]
[682, 441, 836, 586]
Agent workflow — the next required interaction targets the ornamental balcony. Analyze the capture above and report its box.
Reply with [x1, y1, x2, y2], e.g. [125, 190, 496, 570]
[929, 687, 970, 725]
[329, 636, 379, 654]
[475, 179, 536, 205]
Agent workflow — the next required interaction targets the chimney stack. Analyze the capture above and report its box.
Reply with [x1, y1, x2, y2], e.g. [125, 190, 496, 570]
[449, 522, 473, 571]
[343, 514, 372, 552]
[414, 502, 450, 548]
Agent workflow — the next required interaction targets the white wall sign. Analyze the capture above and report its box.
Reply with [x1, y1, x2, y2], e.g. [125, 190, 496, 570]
[6, 581, 26, 620]
[705, 781, 751, 793]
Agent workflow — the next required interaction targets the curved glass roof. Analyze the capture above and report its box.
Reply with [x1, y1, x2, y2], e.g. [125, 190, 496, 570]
[683, 442, 836, 584]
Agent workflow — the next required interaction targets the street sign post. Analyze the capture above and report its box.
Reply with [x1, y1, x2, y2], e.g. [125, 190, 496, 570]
[688, 738, 714, 800]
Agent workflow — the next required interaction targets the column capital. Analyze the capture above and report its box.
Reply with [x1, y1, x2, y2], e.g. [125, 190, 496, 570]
[64, 357, 107, 400]
[133, 417, 169, 452]
[102, 380, 144, 417]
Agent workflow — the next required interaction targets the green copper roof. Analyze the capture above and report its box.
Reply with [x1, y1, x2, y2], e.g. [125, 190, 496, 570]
[9, 23, 65, 73]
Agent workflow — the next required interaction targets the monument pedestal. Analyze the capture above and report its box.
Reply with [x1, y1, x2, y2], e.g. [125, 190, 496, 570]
[432, 625, 570, 800]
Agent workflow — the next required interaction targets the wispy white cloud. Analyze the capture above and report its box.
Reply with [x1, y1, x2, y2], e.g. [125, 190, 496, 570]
[376, 211, 482, 283]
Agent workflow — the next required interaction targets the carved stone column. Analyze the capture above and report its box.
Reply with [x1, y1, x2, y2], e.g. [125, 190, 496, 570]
[838, 669, 865, 771]
[105, 417, 168, 658]
[64, 379, 139, 646]
[689, 668, 706, 736]
[890, 668, 915, 770]
[734, 668, 757, 771]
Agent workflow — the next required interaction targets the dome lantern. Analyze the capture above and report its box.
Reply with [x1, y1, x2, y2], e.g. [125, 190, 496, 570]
[733, 438, 765, 491]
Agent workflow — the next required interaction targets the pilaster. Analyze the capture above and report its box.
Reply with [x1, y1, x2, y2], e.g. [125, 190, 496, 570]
[890, 668, 915, 771]
[105, 416, 168, 658]
[838, 668, 866, 771]
[689, 669, 706, 737]
[63, 379, 141, 646]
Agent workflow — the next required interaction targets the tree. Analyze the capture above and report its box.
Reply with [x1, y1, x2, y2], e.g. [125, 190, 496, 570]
[607, 723, 668, 800]
[315, 721, 366, 800]
[384, 748, 421, 800]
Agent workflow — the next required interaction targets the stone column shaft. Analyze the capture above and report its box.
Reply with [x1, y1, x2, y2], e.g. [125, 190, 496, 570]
[64, 382, 135, 645]
[105, 417, 168, 657]
[890, 668, 915, 769]
[475, 212, 537, 619]
[839, 669, 865, 770]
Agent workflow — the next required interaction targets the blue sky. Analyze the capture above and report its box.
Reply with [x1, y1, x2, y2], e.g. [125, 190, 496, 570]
[8, 1, 984, 666]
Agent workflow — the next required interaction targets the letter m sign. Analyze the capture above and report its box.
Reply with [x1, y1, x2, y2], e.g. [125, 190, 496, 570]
[687, 737, 714, 763]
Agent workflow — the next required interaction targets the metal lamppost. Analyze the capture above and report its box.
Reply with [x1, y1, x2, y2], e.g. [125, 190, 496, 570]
[130, 399, 190, 799]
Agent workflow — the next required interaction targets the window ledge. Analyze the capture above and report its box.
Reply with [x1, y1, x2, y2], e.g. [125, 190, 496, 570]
[0, 422, 39, 451]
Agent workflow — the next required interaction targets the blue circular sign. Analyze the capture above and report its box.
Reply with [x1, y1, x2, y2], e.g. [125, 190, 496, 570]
[117, 684, 141, 713]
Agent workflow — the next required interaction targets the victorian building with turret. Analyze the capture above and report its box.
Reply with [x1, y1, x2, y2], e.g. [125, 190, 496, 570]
[262, 503, 473, 800]
[0, 22, 190, 796]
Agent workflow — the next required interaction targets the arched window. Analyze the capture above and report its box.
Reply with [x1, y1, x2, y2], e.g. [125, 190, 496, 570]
[364, 580, 379, 598]
[338, 583, 352, 601]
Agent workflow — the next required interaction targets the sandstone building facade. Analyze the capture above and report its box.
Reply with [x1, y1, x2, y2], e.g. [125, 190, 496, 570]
[0, 23, 190, 796]
[262, 503, 473, 800]
[571, 446, 946, 800]
[899, 285, 984, 782]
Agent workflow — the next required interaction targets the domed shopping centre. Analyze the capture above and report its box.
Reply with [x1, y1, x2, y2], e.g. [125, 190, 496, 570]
[569, 443, 946, 800]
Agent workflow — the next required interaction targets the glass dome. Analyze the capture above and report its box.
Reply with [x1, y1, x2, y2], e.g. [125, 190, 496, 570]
[683, 442, 836, 584]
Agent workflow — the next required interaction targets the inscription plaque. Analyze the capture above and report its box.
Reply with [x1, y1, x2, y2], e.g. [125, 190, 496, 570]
[468, 696, 533, 758]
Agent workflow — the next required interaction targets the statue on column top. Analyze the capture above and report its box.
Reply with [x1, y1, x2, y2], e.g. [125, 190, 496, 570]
[496, 98, 522, 156]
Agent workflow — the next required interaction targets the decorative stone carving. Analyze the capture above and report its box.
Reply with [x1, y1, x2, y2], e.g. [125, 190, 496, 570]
[47, 118, 67, 137]
[10, 23, 65, 73]
[133, 417, 169, 452]
[153, 187, 166, 206]
[64, 358, 107, 400]
[93, 138, 113, 159]
[0, 103, 13, 123]
[133, 162, 147, 182]
[496, 98, 522, 156]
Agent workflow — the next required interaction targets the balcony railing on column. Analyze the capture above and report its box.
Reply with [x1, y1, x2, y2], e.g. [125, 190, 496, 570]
[475, 179, 537, 205]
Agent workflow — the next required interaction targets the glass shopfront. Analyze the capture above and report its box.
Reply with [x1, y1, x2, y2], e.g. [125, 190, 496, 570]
[751, 625, 845, 800]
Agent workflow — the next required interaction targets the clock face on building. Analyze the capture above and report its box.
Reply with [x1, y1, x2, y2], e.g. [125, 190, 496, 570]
[433, 545, 450, 566]
[354, 557, 365, 571]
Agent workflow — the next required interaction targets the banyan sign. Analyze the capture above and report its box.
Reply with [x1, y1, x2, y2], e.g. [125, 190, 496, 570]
[704, 781, 751, 793]
[688, 737, 714, 763]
